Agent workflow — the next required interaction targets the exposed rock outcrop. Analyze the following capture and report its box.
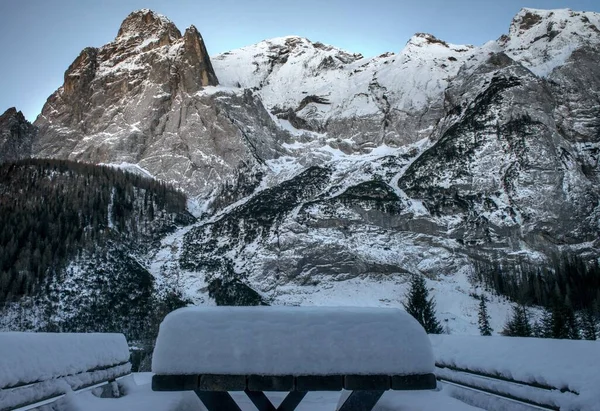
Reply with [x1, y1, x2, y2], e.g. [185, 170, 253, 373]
[33, 10, 286, 197]
[0, 107, 36, 163]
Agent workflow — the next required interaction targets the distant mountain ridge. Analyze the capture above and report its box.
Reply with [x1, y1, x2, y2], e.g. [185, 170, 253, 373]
[1, 7, 599, 336]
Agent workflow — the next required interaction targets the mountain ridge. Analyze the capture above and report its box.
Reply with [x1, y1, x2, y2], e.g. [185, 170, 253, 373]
[1, 7, 599, 336]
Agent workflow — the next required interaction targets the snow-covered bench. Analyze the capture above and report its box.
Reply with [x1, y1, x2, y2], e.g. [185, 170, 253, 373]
[151, 306, 437, 411]
[0, 332, 132, 411]
[431, 335, 600, 411]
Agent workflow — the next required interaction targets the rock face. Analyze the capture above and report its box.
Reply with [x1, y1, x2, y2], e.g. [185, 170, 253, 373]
[33, 9, 286, 197]
[175, 7, 600, 306]
[399, 53, 599, 251]
[0, 108, 35, 163]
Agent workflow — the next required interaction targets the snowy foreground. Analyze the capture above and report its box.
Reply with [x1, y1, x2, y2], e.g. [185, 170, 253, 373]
[8, 333, 597, 410]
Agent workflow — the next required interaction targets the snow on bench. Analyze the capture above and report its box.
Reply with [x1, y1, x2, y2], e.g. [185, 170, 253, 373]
[152, 306, 436, 411]
[430, 334, 600, 411]
[0, 332, 131, 411]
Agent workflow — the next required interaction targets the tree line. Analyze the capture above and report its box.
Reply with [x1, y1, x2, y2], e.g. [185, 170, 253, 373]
[500, 299, 598, 340]
[473, 256, 600, 312]
[473, 255, 599, 340]
[403, 272, 598, 340]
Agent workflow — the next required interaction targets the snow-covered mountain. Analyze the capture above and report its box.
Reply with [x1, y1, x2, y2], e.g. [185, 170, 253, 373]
[213, 33, 472, 149]
[2, 7, 600, 336]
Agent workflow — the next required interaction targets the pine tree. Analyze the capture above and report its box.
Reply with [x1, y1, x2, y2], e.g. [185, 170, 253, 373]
[580, 308, 598, 341]
[565, 303, 581, 340]
[478, 295, 493, 336]
[535, 307, 553, 338]
[501, 305, 532, 337]
[403, 274, 444, 334]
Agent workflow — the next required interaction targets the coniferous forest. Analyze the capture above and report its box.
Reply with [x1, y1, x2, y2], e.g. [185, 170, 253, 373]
[0, 159, 194, 343]
[474, 258, 600, 313]
[475, 258, 600, 340]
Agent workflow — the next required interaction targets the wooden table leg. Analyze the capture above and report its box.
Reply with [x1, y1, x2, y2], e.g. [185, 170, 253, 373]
[194, 390, 242, 411]
[244, 390, 308, 411]
[337, 390, 385, 411]
[278, 391, 307, 411]
[244, 390, 277, 411]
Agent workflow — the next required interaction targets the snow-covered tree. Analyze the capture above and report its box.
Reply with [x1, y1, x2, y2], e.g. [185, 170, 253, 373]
[501, 305, 532, 337]
[403, 274, 444, 334]
[478, 295, 493, 336]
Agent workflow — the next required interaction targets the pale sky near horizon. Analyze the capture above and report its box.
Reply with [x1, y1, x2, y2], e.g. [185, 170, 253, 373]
[1, 0, 599, 121]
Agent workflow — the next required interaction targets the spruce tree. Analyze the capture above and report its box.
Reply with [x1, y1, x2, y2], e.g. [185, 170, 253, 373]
[501, 305, 532, 337]
[403, 274, 444, 334]
[580, 308, 598, 341]
[565, 303, 581, 340]
[535, 307, 553, 338]
[478, 295, 493, 336]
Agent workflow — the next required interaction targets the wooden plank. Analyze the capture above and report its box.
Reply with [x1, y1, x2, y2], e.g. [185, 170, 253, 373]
[438, 376, 560, 411]
[436, 363, 578, 394]
[152, 374, 198, 391]
[391, 373, 437, 390]
[1, 360, 131, 390]
[198, 374, 247, 391]
[2, 364, 131, 411]
[344, 375, 390, 390]
[295, 375, 343, 391]
[247, 375, 294, 391]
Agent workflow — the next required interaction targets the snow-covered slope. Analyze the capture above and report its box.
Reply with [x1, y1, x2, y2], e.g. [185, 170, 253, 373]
[213, 34, 474, 149]
[501, 8, 600, 77]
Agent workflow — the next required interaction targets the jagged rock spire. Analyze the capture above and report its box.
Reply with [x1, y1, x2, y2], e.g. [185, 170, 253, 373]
[180, 25, 219, 89]
[0, 107, 35, 163]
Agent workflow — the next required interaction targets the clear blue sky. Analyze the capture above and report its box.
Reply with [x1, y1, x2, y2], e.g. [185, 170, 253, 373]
[1, 0, 599, 121]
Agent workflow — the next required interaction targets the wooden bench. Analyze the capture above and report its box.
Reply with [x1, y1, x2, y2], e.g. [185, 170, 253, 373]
[0, 332, 132, 411]
[151, 306, 437, 411]
[429, 334, 598, 411]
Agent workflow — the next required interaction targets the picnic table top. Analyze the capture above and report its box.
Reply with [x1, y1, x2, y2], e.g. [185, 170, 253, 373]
[151, 306, 434, 377]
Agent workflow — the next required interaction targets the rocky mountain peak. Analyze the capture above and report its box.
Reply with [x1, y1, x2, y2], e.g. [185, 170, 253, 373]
[407, 33, 450, 48]
[0, 107, 35, 163]
[1, 107, 22, 122]
[500, 8, 600, 77]
[116, 9, 181, 43]
[506, 8, 600, 43]
[402, 33, 473, 56]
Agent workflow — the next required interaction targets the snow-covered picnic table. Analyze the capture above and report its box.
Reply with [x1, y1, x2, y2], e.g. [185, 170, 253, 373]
[151, 306, 437, 411]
